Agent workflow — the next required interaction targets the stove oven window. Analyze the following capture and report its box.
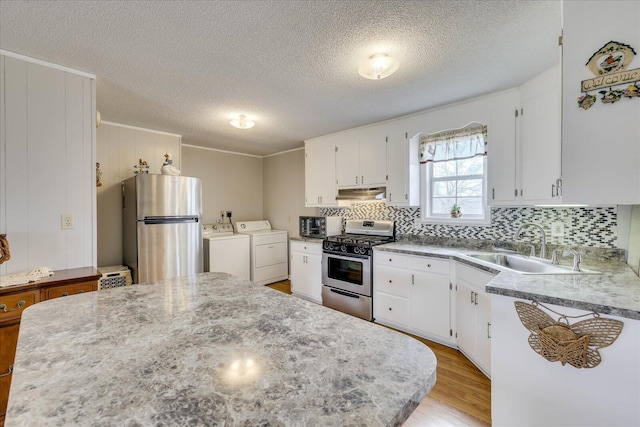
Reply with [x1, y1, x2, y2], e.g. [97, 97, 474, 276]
[328, 257, 363, 286]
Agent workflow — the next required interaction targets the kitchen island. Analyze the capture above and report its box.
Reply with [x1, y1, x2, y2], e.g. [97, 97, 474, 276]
[5, 273, 436, 426]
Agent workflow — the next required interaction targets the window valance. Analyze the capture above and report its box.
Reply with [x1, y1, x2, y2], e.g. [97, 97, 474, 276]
[419, 123, 487, 163]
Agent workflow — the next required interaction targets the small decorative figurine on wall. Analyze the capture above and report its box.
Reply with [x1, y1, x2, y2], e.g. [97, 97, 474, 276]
[161, 153, 181, 176]
[0, 234, 10, 265]
[579, 41, 639, 108]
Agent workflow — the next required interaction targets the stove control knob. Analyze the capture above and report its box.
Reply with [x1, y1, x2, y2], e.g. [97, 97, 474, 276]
[340, 244, 347, 252]
[323, 242, 332, 251]
[354, 246, 363, 255]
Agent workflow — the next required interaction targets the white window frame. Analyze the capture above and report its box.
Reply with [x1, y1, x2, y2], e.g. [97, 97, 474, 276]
[419, 149, 490, 226]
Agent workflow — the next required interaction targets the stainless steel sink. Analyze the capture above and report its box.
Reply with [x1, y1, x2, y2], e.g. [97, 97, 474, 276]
[464, 253, 600, 275]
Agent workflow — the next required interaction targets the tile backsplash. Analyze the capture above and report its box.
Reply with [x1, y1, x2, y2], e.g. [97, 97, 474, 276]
[320, 204, 618, 249]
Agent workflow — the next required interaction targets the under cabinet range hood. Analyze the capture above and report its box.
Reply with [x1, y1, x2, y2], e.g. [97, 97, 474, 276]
[336, 187, 386, 203]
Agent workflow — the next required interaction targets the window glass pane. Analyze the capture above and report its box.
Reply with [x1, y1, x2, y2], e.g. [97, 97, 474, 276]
[432, 197, 455, 215]
[433, 181, 457, 197]
[456, 198, 483, 215]
[433, 161, 456, 178]
[457, 179, 483, 197]
[456, 157, 484, 176]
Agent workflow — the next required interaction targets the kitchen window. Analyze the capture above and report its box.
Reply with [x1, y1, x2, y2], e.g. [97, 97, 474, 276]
[419, 123, 489, 225]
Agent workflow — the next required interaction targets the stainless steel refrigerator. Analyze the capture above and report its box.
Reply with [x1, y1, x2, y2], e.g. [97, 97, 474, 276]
[122, 174, 203, 283]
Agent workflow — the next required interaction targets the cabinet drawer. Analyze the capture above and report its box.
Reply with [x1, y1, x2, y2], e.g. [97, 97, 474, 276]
[375, 252, 409, 268]
[0, 289, 39, 323]
[374, 267, 410, 297]
[413, 257, 450, 275]
[42, 281, 97, 301]
[374, 292, 409, 326]
[290, 241, 322, 255]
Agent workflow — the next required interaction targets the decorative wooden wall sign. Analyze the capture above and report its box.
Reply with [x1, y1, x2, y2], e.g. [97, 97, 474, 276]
[514, 301, 623, 369]
[579, 41, 640, 109]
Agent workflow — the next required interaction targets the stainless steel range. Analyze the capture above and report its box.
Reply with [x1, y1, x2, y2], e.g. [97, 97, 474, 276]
[321, 219, 395, 321]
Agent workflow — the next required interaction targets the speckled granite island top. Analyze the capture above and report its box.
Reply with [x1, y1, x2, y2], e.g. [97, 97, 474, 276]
[6, 273, 436, 427]
[375, 242, 640, 320]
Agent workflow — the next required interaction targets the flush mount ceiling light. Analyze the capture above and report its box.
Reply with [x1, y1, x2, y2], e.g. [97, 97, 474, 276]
[358, 53, 400, 80]
[229, 115, 255, 130]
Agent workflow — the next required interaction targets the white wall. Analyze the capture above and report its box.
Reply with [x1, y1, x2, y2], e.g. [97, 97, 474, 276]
[96, 122, 181, 267]
[181, 145, 263, 225]
[0, 53, 96, 274]
[562, 0, 640, 204]
[263, 148, 319, 238]
[628, 205, 640, 275]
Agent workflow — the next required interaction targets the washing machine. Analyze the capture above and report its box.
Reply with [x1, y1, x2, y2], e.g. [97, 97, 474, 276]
[235, 220, 288, 285]
[203, 223, 250, 280]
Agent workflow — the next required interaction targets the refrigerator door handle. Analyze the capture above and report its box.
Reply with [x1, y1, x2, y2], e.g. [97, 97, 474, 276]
[143, 216, 200, 224]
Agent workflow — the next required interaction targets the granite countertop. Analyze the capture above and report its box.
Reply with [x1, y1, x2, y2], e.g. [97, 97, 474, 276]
[374, 243, 640, 320]
[289, 236, 325, 243]
[6, 273, 436, 426]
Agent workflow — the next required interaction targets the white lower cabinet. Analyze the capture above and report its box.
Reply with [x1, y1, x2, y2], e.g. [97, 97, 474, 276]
[374, 252, 454, 345]
[289, 240, 322, 304]
[455, 262, 495, 377]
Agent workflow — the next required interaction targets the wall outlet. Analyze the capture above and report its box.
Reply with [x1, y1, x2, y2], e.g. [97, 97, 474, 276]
[550, 221, 564, 237]
[219, 210, 225, 217]
[226, 211, 232, 218]
[61, 214, 74, 230]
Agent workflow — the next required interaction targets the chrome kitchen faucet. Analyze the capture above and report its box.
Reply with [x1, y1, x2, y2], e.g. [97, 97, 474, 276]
[514, 223, 547, 259]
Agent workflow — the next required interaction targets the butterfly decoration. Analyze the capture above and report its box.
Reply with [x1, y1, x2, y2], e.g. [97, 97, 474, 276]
[623, 82, 640, 98]
[599, 88, 625, 104]
[514, 301, 623, 369]
[577, 93, 596, 109]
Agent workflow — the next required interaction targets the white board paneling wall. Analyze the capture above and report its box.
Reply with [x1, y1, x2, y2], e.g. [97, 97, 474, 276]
[96, 122, 181, 267]
[0, 54, 96, 274]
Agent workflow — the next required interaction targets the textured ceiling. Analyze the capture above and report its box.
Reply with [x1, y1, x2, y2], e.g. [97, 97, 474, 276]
[0, 1, 560, 156]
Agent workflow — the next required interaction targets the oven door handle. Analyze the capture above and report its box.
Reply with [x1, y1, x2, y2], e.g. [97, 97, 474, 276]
[322, 251, 370, 261]
[328, 288, 361, 299]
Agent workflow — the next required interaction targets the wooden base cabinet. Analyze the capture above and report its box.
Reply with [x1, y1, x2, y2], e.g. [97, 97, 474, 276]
[290, 241, 323, 304]
[455, 262, 495, 377]
[0, 267, 99, 425]
[374, 252, 454, 345]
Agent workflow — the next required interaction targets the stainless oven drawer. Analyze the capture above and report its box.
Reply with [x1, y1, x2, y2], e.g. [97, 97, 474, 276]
[322, 286, 372, 321]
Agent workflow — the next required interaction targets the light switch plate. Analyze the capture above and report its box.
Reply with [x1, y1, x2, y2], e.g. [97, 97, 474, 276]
[550, 221, 564, 237]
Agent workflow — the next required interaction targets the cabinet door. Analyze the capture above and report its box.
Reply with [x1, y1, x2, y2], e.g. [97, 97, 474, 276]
[386, 126, 407, 205]
[305, 140, 336, 206]
[290, 250, 307, 297]
[455, 280, 476, 357]
[374, 292, 409, 327]
[520, 65, 561, 204]
[335, 139, 360, 187]
[0, 323, 20, 418]
[410, 271, 451, 341]
[475, 290, 492, 375]
[359, 136, 387, 186]
[306, 252, 323, 303]
[487, 89, 519, 204]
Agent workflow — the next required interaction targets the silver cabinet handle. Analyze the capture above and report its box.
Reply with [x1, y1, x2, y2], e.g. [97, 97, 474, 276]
[62, 292, 69, 297]
[388, 307, 392, 311]
[78, 290, 84, 294]
[0, 300, 25, 312]
[412, 274, 415, 285]
[470, 291, 474, 303]
[487, 322, 492, 339]
[427, 264, 431, 268]
[388, 279, 392, 284]
[0, 364, 13, 378]
[474, 292, 478, 305]
[552, 184, 556, 197]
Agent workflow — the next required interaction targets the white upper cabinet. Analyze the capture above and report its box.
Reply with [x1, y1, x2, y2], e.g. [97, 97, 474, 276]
[335, 127, 386, 188]
[519, 64, 562, 204]
[304, 138, 337, 207]
[488, 65, 562, 206]
[561, 1, 640, 204]
[386, 121, 419, 207]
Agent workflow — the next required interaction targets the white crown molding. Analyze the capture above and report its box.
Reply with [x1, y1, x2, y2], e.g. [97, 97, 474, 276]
[100, 121, 182, 137]
[0, 49, 95, 79]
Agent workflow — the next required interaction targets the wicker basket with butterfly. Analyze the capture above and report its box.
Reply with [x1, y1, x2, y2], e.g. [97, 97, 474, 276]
[514, 301, 623, 369]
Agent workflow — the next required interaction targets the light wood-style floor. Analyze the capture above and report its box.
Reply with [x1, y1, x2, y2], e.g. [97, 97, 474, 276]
[266, 280, 491, 426]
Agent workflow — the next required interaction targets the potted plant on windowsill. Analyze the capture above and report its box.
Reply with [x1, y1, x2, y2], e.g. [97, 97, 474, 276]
[450, 203, 462, 218]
